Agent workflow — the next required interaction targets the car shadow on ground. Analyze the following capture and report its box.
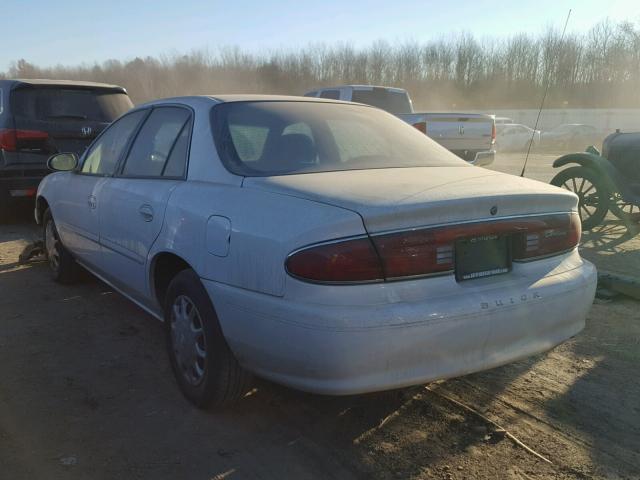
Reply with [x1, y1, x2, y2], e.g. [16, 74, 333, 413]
[542, 299, 640, 477]
[2, 212, 639, 479]
[432, 297, 640, 478]
[0, 256, 558, 479]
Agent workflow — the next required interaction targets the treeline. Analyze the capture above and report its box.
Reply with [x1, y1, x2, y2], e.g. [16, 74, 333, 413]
[3, 20, 640, 109]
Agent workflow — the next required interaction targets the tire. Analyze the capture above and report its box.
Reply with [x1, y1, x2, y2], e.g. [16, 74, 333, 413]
[165, 269, 252, 408]
[609, 193, 640, 223]
[550, 166, 610, 230]
[42, 208, 79, 283]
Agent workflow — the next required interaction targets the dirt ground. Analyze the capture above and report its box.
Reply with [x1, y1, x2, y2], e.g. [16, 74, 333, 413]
[1, 153, 639, 480]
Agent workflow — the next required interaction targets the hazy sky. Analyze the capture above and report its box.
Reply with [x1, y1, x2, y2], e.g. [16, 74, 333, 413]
[3, 0, 639, 71]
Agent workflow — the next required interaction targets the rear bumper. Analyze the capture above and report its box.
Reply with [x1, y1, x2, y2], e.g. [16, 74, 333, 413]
[0, 171, 45, 202]
[471, 150, 495, 167]
[0, 163, 48, 188]
[205, 255, 596, 395]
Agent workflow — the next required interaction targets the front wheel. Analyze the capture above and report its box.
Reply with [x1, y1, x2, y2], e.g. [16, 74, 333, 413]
[165, 269, 252, 408]
[550, 166, 609, 230]
[42, 209, 79, 283]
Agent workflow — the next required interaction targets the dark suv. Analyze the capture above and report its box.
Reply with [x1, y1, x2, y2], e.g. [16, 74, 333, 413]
[0, 79, 133, 220]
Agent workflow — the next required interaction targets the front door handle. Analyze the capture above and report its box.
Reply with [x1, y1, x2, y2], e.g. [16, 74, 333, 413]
[138, 204, 154, 222]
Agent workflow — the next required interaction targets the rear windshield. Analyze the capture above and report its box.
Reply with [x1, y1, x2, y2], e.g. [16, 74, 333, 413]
[11, 88, 133, 122]
[211, 101, 465, 176]
[351, 88, 412, 114]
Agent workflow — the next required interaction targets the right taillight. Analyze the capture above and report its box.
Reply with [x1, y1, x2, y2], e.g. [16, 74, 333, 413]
[286, 213, 581, 284]
[512, 212, 581, 261]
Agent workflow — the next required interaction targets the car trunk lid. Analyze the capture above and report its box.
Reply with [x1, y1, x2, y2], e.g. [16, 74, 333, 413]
[243, 167, 578, 233]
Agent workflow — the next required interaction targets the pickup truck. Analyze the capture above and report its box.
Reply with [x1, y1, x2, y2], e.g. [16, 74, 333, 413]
[304, 85, 495, 166]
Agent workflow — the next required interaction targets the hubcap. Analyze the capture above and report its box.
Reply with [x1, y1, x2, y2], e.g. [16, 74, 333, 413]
[45, 220, 61, 272]
[170, 295, 207, 386]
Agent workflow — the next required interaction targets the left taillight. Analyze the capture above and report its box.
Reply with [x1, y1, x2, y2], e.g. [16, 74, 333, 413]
[285, 237, 384, 283]
[491, 122, 496, 144]
[0, 129, 49, 152]
[413, 121, 427, 135]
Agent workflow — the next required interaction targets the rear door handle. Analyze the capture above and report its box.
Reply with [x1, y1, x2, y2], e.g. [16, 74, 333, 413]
[138, 204, 154, 222]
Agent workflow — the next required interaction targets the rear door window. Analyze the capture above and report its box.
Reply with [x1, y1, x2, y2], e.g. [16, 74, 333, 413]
[351, 88, 412, 114]
[11, 88, 133, 123]
[81, 110, 147, 175]
[121, 107, 191, 177]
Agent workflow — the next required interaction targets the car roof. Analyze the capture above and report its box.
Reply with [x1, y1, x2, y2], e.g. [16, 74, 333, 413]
[0, 78, 126, 92]
[137, 94, 369, 109]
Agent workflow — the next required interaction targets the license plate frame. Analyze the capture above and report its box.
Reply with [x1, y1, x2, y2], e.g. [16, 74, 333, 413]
[455, 234, 511, 282]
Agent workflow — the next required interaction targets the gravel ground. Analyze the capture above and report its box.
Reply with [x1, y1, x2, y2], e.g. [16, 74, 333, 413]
[1, 153, 639, 479]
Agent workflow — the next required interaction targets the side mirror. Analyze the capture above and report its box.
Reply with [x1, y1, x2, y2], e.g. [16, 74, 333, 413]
[47, 153, 78, 172]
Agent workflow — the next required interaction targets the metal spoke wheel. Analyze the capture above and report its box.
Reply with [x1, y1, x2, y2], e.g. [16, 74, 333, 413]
[609, 192, 640, 223]
[170, 295, 208, 386]
[550, 166, 609, 230]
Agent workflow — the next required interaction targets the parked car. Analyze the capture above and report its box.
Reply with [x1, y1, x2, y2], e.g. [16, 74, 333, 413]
[550, 131, 640, 229]
[541, 124, 599, 151]
[37, 95, 597, 408]
[0, 79, 133, 221]
[496, 123, 541, 152]
[304, 85, 496, 166]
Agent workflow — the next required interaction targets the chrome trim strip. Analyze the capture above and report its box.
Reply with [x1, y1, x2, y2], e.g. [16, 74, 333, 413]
[286, 234, 371, 259]
[370, 211, 574, 237]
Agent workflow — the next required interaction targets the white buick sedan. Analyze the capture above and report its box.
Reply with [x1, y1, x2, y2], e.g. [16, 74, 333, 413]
[36, 95, 597, 408]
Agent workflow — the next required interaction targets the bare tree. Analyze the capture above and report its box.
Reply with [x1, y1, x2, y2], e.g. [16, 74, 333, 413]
[3, 19, 639, 109]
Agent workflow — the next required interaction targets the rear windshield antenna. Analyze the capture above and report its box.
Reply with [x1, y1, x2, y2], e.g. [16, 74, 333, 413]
[521, 9, 572, 177]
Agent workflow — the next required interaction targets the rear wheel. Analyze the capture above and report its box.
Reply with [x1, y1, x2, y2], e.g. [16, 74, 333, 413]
[43, 208, 79, 283]
[609, 193, 640, 223]
[550, 166, 609, 230]
[165, 269, 252, 408]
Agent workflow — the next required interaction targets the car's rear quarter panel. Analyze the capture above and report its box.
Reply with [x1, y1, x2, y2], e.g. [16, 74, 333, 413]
[152, 182, 367, 297]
